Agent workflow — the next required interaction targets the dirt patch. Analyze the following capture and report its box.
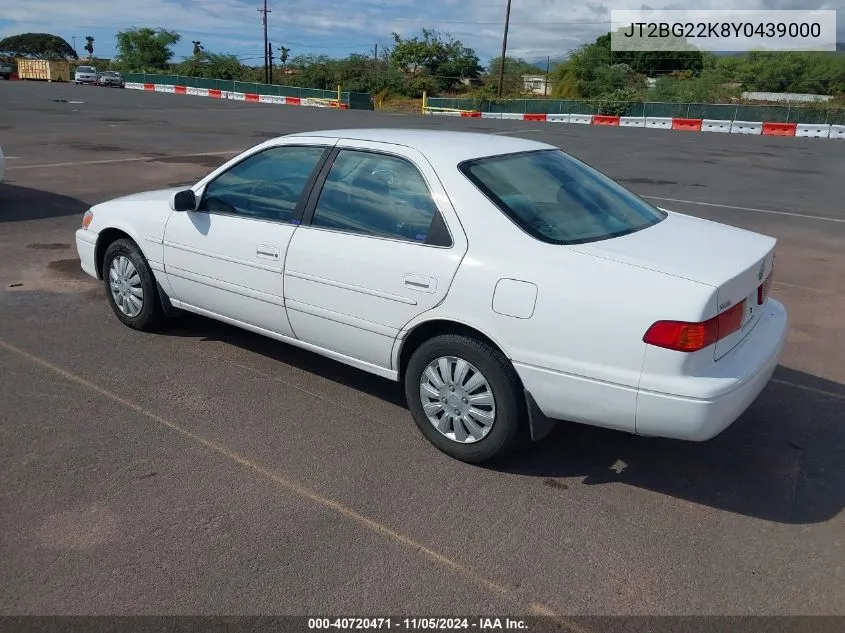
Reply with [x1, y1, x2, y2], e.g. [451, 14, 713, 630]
[27, 243, 70, 251]
[543, 478, 569, 491]
[47, 258, 88, 281]
[66, 142, 129, 153]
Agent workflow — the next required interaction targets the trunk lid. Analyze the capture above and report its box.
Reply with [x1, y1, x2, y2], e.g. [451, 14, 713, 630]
[572, 211, 776, 359]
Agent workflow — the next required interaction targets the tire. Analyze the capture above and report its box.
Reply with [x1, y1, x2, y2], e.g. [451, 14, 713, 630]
[102, 239, 164, 331]
[404, 334, 527, 464]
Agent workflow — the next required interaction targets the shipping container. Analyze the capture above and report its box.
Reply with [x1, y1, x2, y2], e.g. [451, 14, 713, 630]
[16, 59, 70, 82]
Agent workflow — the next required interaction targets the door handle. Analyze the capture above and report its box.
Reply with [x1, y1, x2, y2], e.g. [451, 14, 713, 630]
[404, 273, 436, 293]
[256, 245, 280, 260]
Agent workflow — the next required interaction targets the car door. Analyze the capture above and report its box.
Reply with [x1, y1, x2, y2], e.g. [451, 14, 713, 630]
[283, 141, 468, 372]
[162, 141, 332, 336]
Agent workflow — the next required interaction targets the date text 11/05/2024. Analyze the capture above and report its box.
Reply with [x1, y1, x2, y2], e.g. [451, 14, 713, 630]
[307, 617, 530, 630]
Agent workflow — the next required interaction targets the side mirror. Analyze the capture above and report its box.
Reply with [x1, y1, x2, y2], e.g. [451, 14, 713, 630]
[170, 189, 197, 212]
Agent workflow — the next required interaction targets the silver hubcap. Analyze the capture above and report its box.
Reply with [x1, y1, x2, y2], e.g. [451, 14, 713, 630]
[109, 255, 144, 318]
[419, 356, 496, 444]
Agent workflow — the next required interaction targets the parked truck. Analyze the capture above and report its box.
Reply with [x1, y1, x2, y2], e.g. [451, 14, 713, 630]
[16, 59, 70, 82]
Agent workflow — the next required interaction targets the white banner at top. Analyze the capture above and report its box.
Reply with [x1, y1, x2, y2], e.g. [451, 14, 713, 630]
[610, 10, 837, 52]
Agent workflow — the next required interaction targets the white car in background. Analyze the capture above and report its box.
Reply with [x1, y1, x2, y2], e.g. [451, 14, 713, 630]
[74, 129, 787, 463]
[74, 65, 98, 84]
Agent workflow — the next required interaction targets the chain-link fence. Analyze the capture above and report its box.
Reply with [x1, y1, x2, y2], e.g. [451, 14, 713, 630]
[123, 73, 374, 110]
[427, 97, 845, 124]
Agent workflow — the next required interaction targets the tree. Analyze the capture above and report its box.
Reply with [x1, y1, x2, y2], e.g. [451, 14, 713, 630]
[487, 56, 544, 95]
[551, 31, 705, 99]
[279, 46, 290, 69]
[390, 29, 481, 91]
[176, 51, 249, 80]
[192, 40, 203, 57]
[0, 33, 78, 60]
[115, 27, 181, 71]
[84, 36, 94, 59]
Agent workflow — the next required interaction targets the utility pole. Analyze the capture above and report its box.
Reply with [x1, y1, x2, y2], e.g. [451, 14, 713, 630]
[374, 43, 378, 60]
[544, 55, 550, 96]
[497, 0, 512, 97]
[268, 42, 274, 84]
[258, 0, 271, 83]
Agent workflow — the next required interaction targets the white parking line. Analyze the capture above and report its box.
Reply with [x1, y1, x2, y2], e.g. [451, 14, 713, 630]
[644, 195, 845, 224]
[7, 150, 243, 171]
[491, 129, 544, 135]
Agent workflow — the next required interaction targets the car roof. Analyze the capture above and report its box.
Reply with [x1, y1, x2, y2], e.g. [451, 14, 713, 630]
[284, 128, 557, 164]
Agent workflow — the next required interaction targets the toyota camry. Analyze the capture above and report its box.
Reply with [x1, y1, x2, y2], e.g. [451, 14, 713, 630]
[75, 129, 787, 463]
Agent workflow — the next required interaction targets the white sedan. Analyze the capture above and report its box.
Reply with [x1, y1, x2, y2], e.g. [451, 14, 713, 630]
[75, 129, 787, 463]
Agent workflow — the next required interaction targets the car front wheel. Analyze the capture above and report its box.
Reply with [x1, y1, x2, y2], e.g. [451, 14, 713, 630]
[404, 334, 526, 464]
[102, 239, 164, 331]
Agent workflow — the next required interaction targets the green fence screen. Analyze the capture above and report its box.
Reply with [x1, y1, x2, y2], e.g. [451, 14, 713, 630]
[124, 73, 374, 110]
[426, 97, 845, 124]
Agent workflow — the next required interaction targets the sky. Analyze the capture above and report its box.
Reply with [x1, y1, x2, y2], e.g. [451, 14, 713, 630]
[0, 0, 843, 67]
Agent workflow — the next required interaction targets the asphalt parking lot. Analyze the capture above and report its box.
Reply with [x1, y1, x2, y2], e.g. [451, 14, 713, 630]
[1, 81, 844, 617]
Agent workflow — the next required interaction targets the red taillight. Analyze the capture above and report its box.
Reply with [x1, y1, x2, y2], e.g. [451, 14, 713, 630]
[644, 299, 746, 353]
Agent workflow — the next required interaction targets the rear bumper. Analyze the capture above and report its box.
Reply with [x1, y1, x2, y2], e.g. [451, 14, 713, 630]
[75, 229, 98, 280]
[635, 298, 788, 441]
[515, 298, 787, 442]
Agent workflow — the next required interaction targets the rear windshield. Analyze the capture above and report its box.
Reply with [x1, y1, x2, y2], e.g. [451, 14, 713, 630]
[459, 149, 666, 245]
[77, 67, 96, 73]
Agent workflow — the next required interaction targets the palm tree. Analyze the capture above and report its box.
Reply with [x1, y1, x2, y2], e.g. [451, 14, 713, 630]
[279, 46, 290, 70]
[84, 35, 94, 60]
[192, 40, 203, 57]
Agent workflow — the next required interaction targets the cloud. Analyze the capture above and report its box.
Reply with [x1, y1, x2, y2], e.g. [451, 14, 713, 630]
[1, 0, 843, 62]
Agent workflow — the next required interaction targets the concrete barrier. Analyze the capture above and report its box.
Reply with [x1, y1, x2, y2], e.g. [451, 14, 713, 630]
[701, 119, 732, 133]
[592, 115, 620, 126]
[480, 112, 502, 119]
[620, 117, 646, 127]
[154, 84, 175, 93]
[730, 120, 763, 135]
[499, 113, 524, 120]
[546, 114, 570, 123]
[523, 113, 547, 121]
[795, 123, 830, 138]
[762, 122, 797, 136]
[828, 125, 845, 139]
[672, 118, 703, 131]
[570, 114, 593, 125]
[646, 117, 672, 129]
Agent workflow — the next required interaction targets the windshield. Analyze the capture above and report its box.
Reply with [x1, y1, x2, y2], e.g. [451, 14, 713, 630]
[459, 149, 666, 245]
[77, 67, 96, 73]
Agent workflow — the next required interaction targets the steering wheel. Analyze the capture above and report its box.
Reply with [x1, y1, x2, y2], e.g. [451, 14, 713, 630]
[248, 181, 297, 201]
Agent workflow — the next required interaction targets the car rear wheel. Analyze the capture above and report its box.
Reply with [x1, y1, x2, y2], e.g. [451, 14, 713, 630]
[404, 334, 526, 463]
[102, 239, 164, 331]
